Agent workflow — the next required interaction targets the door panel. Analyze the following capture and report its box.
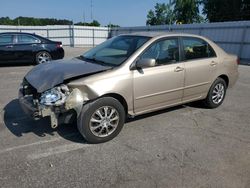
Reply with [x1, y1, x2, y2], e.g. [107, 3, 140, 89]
[133, 63, 185, 114]
[13, 44, 35, 62]
[133, 37, 185, 114]
[181, 37, 218, 101]
[13, 34, 41, 62]
[183, 58, 217, 101]
[0, 34, 15, 62]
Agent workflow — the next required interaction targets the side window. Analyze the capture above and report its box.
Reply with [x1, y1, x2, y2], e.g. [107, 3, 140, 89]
[17, 35, 39, 44]
[182, 37, 216, 60]
[141, 38, 179, 65]
[0, 35, 13, 44]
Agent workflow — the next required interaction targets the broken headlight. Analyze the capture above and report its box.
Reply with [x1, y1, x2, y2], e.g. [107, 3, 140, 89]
[40, 85, 69, 106]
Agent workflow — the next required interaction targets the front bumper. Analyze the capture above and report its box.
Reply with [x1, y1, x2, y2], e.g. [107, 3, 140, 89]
[18, 87, 86, 128]
[19, 88, 71, 128]
[18, 88, 40, 118]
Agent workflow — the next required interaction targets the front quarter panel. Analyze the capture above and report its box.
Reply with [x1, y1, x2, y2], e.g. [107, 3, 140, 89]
[67, 68, 134, 114]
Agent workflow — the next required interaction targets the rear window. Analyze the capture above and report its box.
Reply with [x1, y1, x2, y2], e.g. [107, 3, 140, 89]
[0, 35, 13, 44]
[182, 37, 216, 60]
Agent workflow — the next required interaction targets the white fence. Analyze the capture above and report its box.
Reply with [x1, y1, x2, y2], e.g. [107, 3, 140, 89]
[0, 25, 109, 47]
[0, 21, 250, 60]
[111, 21, 250, 61]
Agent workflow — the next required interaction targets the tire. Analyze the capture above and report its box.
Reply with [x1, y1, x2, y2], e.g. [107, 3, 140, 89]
[35, 51, 51, 64]
[203, 77, 227, 108]
[77, 97, 125, 144]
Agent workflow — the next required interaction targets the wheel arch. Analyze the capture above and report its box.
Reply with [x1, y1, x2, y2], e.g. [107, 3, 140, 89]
[35, 50, 51, 56]
[102, 93, 128, 116]
[218, 74, 229, 87]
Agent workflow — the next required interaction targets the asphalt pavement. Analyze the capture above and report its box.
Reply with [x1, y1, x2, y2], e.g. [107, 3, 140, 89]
[0, 47, 250, 188]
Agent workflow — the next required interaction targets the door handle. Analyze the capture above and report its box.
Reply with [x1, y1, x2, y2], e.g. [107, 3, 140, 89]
[174, 66, 184, 72]
[210, 61, 218, 66]
[31, 44, 37, 47]
[6, 45, 13, 48]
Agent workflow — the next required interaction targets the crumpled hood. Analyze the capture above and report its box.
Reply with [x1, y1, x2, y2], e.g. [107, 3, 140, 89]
[25, 58, 111, 93]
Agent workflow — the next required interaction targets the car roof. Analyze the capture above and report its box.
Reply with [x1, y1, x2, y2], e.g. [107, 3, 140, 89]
[0, 32, 38, 35]
[0, 32, 50, 42]
[121, 31, 202, 38]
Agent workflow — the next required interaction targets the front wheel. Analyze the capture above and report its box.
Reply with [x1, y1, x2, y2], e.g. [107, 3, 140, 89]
[77, 97, 125, 144]
[204, 77, 227, 108]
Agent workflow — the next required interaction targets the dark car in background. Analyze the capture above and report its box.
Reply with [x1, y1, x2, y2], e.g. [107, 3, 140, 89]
[0, 32, 64, 64]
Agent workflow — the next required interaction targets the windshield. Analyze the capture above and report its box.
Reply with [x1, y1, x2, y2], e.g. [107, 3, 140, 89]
[81, 35, 151, 67]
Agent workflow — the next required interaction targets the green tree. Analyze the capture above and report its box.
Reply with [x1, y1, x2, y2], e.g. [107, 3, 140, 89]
[173, 0, 202, 24]
[146, 3, 174, 25]
[242, 0, 250, 20]
[202, 0, 250, 22]
[0, 17, 73, 26]
[106, 23, 120, 28]
[74, 20, 101, 27]
[89, 20, 100, 26]
[0, 17, 13, 25]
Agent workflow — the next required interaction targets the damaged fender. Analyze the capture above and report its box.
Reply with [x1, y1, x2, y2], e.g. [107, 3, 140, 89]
[64, 88, 89, 116]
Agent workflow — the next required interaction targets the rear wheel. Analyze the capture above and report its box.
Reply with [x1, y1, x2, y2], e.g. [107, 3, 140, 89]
[77, 97, 125, 144]
[204, 77, 227, 108]
[35, 51, 51, 64]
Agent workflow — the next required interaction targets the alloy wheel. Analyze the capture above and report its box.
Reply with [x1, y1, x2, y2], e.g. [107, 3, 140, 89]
[37, 52, 51, 64]
[212, 83, 225, 104]
[89, 106, 120, 138]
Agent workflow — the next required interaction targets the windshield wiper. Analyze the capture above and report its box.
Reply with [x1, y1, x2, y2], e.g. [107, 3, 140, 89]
[80, 56, 114, 67]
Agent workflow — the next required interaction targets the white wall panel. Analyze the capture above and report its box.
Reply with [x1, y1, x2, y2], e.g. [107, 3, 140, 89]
[0, 22, 249, 60]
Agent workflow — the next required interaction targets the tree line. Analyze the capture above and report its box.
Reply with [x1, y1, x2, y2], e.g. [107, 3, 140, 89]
[0, 17, 73, 26]
[147, 0, 250, 25]
[0, 16, 120, 27]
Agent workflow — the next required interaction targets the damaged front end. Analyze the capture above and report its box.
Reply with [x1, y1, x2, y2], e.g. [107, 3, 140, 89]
[19, 79, 88, 128]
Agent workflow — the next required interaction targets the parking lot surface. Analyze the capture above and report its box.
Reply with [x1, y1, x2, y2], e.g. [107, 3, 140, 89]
[0, 47, 250, 188]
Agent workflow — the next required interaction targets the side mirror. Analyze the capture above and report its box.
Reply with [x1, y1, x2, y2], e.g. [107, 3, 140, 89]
[130, 59, 156, 70]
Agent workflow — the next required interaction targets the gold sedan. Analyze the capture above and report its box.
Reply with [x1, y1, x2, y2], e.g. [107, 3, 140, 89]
[19, 32, 239, 143]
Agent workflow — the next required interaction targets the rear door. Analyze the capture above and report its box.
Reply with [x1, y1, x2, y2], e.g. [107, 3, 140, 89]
[181, 37, 217, 102]
[13, 34, 41, 62]
[0, 34, 15, 62]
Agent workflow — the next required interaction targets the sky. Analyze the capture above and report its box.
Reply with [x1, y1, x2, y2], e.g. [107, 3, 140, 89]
[0, 0, 170, 27]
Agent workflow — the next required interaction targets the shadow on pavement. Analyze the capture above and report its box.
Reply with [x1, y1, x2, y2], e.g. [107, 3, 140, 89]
[0, 62, 34, 67]
[126, 100, 209, 123]
[3, 99, 86, 144]
[3, 99, 205, 143]
[126, 105, 185, 123]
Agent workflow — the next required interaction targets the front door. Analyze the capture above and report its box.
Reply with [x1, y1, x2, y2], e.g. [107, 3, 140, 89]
[0, 34, 15, 62]
[133, 37, 185, 114]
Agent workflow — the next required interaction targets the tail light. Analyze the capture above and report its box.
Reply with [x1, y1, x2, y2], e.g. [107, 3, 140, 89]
[56, 43, 63, 48]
